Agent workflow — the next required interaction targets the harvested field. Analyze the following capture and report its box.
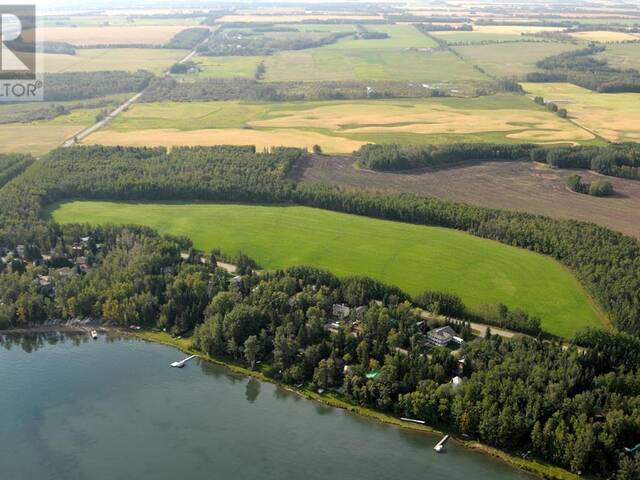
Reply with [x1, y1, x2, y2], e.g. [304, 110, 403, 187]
[43, 49, 187, 74]
[90, 96, 599, 153]
[569, 30, 640, 42]
[83, 128, 366, 154]
[0, 108, 102, 156]
[521, 82, 640, 142]
[41, 26, 190, 46]
[215, 14, 383, 23]
[292, 155, 640, 239]
[594, 42, 640, 70]
[249, 98, 594, 144]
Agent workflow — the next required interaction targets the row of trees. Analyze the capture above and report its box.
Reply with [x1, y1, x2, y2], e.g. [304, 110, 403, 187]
[0, 154, 34, 189]
[141, 77, 468, 102]
[164, 27, 210, 49]
[1, 145, 639, 338]
[356, 142, 640, 180]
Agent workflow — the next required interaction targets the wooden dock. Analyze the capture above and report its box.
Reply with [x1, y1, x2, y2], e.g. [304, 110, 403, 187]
[170, 355, 197, 368]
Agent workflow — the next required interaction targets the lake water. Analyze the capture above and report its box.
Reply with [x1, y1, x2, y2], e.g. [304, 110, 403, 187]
[0, 333, 533, 480]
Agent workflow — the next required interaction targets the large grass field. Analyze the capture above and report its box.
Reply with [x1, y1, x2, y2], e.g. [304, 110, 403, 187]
[184, 24, 485, 83]
[48, 201, 605, 337]
[86, 95, 598, 152]
[453, 42, 578, 77]
[595, 43, 640, 71]
[521, 82, 640, 142]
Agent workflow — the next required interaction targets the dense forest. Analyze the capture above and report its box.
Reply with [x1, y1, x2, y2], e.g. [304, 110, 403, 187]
[527, 45, 640, 93]
[43, 71, 154, 102]
[0, 154, 34, 188]
[143, 77, 453, 101]
[164, 27, 210, 49]
[197, 28, 354, 56]
[356, 142, 640, 180]
[0, 145, 639, 339]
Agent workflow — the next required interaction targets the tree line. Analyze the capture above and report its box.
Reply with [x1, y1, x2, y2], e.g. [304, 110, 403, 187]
[356, 142, 640, 180]
[527, 45, 640, 93]
[0, 154, 33, 189]
[43, 71, 154, 102]
[0, 145, 639, 338]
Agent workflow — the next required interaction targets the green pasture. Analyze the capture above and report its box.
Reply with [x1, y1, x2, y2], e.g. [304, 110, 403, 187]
[48, 201, 606, 337]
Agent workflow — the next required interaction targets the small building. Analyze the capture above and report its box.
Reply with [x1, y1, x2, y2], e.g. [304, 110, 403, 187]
[354, 305, 367, 320]
[451, 376, 463, 389]
[426, 326, 457, 347]
[230, 275, 243, 287]
[332, 303, 351, 320]
[16, 245, 25, 258]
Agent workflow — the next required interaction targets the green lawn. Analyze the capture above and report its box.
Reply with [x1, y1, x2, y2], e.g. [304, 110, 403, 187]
[48, 201, 605, 337]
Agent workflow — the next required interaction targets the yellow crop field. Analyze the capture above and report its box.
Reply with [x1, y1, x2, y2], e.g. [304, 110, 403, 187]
[521, 82, 640, 142]
[83, 128, 366, 153]
[41, 25, 190, 46]
[249, 101, 594, 144]
[43, 48, 187, 74]
[216, 14, 383, 22]
[569, 30, 640, 42]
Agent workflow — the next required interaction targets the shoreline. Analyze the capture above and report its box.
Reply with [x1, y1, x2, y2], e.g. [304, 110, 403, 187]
[0, 326, 579, 480]
[130, 330, 579, 480]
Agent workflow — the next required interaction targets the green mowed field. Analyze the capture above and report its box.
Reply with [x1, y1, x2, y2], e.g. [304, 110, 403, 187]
[453, 42, 578, 77]
[49, 201, 605, 337]
[189, 55, 264, 79]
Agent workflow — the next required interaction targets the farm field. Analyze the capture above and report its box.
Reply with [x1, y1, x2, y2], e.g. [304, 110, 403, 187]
[521, 82, 640, 142]
[0, 108, 106, 156]
[190, 55, 264, 79]
[89, 95, 597, 152]
[40, 25, 191, 46]
[263, 49, 485, 83]
[568, 30, 640, 42]
[453, 42, 578, 77]
[48, 201, 605, 337]
[595, 42, 640, 71]
[293, 155, 640, 240]
[43, 14, 205, 27]
[216, 14, 384, 22]
[43, 49, 187, 74]
[260, 24, 487, 83]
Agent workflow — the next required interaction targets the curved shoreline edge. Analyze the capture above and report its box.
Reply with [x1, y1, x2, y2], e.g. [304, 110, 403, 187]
[130, 330, 581, 480]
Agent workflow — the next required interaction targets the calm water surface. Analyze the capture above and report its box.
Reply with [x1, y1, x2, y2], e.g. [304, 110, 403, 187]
[0, 334, 533, 480]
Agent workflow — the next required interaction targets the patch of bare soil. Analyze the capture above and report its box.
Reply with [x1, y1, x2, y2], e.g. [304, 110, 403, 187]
[292, 155, 640, 239]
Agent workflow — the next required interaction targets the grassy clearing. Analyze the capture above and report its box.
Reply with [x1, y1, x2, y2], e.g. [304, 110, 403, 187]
[190, 55, 264, 79]
[521, 82, 640, 142]
[94, 95, 596, 152]
[41, 25, 191, 46]
[453, 42, 578, 77]
[50, 201, 605, 337]
[43, 48, 187, 74]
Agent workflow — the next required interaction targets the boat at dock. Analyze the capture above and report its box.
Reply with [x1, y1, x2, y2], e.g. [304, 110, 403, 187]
[170, 355, 197, 368]
[434, 434, 449, 453]
[91, 330, 98, 339]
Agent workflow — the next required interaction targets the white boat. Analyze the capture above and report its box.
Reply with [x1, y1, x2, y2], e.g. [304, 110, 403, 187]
[170, 361, 185, 368]
[91, 330, 98, 339]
